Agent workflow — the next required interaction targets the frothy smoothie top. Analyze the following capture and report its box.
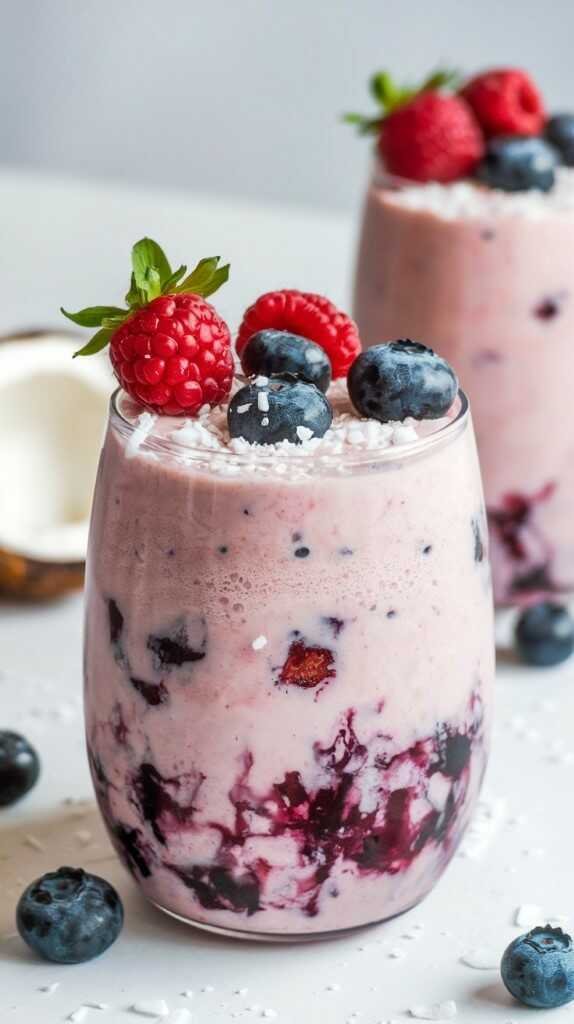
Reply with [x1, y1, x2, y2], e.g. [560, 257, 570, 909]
[116, 379, 459, 478]
[382, 167, 574, 221]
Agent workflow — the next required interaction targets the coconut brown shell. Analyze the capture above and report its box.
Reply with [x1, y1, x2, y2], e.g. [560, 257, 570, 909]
[0, 550, 84, 601]
[0, 327, 86, 601]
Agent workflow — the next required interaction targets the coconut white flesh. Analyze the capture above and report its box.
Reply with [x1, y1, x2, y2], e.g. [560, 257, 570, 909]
[0, 335, 112, 562]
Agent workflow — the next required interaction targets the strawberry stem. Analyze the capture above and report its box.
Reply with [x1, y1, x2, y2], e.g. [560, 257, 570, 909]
[62, 238, 230, 358]
[344, 66, 462, 134]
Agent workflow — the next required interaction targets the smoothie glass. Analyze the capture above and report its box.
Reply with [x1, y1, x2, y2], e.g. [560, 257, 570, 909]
[84, 388, 494, 939]
[354, 163, 574, 605]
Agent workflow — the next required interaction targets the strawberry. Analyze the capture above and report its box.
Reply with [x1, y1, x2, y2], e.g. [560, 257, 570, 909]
[62, 239, 233, 416]
[461, 68, 546, 138]
[236, 289, 361, 379]
[345, 68, 484, 183]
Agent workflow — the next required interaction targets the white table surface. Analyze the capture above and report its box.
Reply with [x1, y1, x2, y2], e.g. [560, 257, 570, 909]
[2, 169, 574, 1024]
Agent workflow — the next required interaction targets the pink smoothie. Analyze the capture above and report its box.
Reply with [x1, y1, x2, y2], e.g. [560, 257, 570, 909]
[84, 386, 494, 937]
[354, 169, 574, 605]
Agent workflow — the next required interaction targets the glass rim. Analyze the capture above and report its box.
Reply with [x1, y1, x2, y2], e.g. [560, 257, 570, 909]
[109, 387, 470, 471]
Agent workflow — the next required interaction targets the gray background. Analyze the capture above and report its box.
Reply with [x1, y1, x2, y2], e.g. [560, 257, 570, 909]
[1, 0, 572, 212]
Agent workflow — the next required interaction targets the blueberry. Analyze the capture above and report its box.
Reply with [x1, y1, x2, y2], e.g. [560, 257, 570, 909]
[228, 374, 332, 445]
[16, 866, 123, 963]
[241, 330, 332, 393]
[546, 114, 574, 166]
[515, 601, 574, 667]
[501, 926, 574, 1009]
[0, 731, 40, 807]
[476, 136, 558, 193]
[347, 340, 458, 423]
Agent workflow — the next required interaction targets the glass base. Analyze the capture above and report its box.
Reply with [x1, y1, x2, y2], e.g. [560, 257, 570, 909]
[151, 897, 421, 944]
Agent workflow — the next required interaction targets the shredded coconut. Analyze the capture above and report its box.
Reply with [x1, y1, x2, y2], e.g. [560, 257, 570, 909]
[461, 948, 500, 970]
[409, 1001, 457, 1020]
[23, 834, 45, 853]
[126, 412, 157, 458]
[120, 378, 453, 479]
[385, 168, 574, 221]
[515, 904, 543, 929]
[130, 1001, 170, 1017]
[252, 635, 268, 651]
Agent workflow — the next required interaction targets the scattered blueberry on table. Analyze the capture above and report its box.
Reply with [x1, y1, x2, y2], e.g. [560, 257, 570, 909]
[501, 925, 574, 1009]
[240, 329, 332, 393]
[228, 374, 333, 445]
[348, 340, 458, 423]
[17, 866, 124, 964]
[0, 731, 40, 807]
[514, 601, 574, 667]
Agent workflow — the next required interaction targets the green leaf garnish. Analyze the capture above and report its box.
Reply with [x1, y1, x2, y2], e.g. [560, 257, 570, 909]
[161, 264, 188, 293]
[132, 237, 172, 292]
[344, 66, 460, 135]
[73, 327, 113, 358]
[62, 238, 230, 359]
[61, 305, 127, 327]
[174, 256, 230, 298]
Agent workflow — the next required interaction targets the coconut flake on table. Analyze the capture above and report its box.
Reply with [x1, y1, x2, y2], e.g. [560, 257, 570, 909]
[409, 1000, 457, 1020]
[514, 904, 543, 929]
[385, 167, 574, 221]
[460, 947, 500, 970]
[130, 1000, 170, 1017]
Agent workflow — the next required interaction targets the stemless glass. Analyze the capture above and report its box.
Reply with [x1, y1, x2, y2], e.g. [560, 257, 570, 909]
[84, 388, 494, 940]
[353, 162, 574, 606]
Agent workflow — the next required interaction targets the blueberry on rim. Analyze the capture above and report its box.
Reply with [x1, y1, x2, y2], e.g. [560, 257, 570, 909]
[228, 374, 332, 445]
[347, 340, 458, 423]
[545, 114, 574, 167]
[476, 136, 558, 193]
[240, 329, 332, 393]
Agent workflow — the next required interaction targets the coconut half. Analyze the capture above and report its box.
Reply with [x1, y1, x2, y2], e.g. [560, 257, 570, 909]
[0, 331, 112, 599]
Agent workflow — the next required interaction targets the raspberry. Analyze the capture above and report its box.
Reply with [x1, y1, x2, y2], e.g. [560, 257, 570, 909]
[378, 91, 484, 183]
[461, 69, 545, 138]
[109, 294, 233, 416]
[236, 290, 361, 378]
[278, 639, 335, 689]
[62, 239, 233, 417]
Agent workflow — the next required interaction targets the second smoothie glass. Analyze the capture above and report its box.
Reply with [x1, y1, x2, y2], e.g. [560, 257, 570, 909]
[84, 388, 494, 940]
[354, 163, 574, 605]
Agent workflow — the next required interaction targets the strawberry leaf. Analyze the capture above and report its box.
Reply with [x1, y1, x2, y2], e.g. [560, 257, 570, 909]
[175, 256, 230, 297]
[125, 272, 146, 309]
[143, 266, 162, 302]
[72, 327, 113, 358]
[346, 66, 460, 133]
[132, 238, 172, 294]
[370, 71, 400, 109]
[61, 305, 127, 327]
[161, 264, 187, 294]
[342, 112, 382, 135]
[422, 68, 462, 92]
[198, 263, 230, 298]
